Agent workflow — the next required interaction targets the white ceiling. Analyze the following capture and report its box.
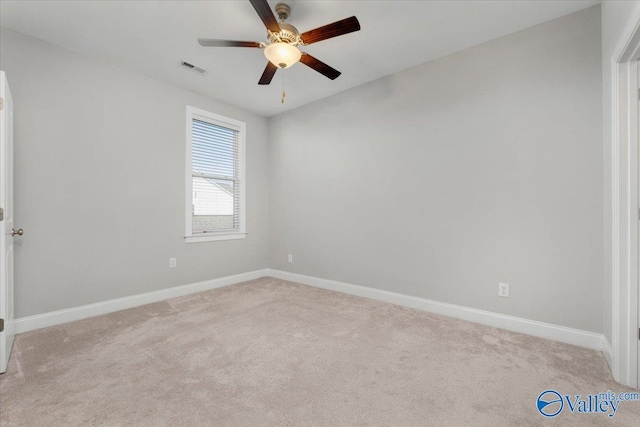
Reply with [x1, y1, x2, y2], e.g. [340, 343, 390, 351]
[0, 0, 599, 117]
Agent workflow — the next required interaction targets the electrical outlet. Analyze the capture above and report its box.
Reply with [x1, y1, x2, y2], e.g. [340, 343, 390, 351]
[498, 283, 509, 298]
[288, 254, 293, 263]
[169, 258, 177, 268]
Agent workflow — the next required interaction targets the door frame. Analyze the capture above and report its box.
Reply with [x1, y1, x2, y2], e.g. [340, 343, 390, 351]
[0, 70, 15, 374]
[611, 5, 640, 389]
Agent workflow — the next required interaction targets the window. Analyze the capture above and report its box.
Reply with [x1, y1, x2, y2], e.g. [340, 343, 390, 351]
[185, 106, 246, 243]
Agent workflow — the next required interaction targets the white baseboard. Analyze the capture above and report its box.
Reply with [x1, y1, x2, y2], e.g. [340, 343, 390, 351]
[14, 269, 269, 334]
[15, 267, 610, 359]
[601, 337, 614, 371]
[267, 269, 608, 353]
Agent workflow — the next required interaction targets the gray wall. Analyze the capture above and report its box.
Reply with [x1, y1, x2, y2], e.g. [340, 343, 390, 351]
[268, 7, 603, 332]
[0, 6, 608, 335]
[601, 0, 640, 346]
[0, 28, 269, 318]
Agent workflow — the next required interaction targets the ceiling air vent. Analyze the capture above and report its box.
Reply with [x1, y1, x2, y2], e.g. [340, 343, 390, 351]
[179, 60, 208, 75]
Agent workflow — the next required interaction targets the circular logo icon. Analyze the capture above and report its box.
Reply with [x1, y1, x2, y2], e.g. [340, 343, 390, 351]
[537, 390, 564, 417]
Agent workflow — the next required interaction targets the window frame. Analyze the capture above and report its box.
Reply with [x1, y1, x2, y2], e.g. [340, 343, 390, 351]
[185, 106, 246, 243]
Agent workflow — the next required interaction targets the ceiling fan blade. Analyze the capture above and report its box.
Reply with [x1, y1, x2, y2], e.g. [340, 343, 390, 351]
[300, 16, 360, 45]
[198, 39, 262, 48]
[300, 53, 341, 80]
[249, 0, 281, 33]
[258, 62, 278, 85]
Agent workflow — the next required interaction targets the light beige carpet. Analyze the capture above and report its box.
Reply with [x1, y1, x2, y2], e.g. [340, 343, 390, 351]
[1, 277, 639, 426]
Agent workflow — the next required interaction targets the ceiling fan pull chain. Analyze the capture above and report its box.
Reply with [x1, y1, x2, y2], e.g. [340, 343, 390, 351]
[281, 73, 286, 104]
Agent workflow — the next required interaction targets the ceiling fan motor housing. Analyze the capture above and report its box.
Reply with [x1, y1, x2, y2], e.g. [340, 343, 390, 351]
[268, 22, 301, 46]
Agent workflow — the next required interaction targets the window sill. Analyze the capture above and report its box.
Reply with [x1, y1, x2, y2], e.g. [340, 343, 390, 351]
[185, 233, 246, 243]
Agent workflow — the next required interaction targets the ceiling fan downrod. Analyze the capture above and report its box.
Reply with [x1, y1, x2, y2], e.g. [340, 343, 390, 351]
[275, 3, 291, 21]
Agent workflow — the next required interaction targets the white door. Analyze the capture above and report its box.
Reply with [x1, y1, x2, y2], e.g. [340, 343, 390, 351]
[0, 71, 17, 374]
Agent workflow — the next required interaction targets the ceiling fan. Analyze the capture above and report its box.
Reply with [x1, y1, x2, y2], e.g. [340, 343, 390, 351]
[198, 0, 361, 85]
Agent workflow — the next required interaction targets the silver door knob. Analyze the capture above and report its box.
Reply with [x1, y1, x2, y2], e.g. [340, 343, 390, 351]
[11, 228, 23, 236]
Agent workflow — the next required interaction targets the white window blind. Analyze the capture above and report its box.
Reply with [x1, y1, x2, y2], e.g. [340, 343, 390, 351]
[186, 107, 246, 242]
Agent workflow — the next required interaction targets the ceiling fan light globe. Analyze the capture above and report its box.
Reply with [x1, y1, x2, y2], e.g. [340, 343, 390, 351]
[264, 42, 301, 69]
